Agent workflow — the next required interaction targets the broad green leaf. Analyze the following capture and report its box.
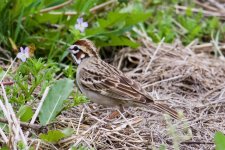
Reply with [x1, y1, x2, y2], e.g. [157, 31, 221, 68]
[17, 105, 34, 122]
[97, 36, 139, 48]
[39, 130, 65, 143]
[98, 12, 128, 28]
[214, 131, 225, 150]
[39, 79, 74, 125]
[125, 12, 151, 26]
[0, 68, 6, 80]
[85, 27, 106, 37]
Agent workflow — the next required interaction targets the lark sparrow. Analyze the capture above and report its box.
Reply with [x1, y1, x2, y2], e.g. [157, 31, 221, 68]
[68, 39, 179, 119]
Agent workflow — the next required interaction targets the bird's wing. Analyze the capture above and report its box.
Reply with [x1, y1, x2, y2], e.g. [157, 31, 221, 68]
[79, 58, 154, 103]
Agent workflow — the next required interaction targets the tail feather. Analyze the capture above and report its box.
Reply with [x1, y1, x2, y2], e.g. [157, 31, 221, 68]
[152, 103, 179, 119]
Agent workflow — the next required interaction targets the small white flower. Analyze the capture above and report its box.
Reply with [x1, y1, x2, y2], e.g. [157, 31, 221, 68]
[17, 47, 29, 62]
[74, 18, 88, 32]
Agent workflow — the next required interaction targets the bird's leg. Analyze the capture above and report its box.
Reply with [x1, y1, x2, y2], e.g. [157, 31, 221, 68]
[107, 105, 124, 120]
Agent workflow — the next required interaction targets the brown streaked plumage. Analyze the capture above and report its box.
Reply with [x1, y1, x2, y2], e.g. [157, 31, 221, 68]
[68, 39, 179, 119]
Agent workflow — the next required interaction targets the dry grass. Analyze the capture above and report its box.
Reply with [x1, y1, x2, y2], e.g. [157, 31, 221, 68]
[38, 39, 225, 150]
[1, 40, 225, 149]
[1, 0, 225, 149]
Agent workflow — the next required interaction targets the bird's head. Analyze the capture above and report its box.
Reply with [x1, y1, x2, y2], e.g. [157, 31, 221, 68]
[68, 39, 99, 64]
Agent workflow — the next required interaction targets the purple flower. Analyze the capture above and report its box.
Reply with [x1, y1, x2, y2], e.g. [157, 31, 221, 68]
[17, 47, 29, 62]
[74, 18, 88, 32]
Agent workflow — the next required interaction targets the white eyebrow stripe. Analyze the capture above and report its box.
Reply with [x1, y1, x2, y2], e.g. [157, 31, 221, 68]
[71, 50, 79, 54]
[69, 45, 75, 49]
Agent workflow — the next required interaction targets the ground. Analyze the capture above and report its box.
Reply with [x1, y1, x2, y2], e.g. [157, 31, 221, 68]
[43, 39, 225, 149]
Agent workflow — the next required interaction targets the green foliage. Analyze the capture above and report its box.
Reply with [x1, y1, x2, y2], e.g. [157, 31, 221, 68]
[214, 131, 225, 150]
[159, 145, 166, 150]
[1, 0, 224, 60]
[0, 145, 10, 150]
[0, 68, 6, 79]
[17, 105, 34, 122]
[164, 114, 192, 150]
[72, 91, 88, 106]
[63, 64, 76, 79]
[145, 1, 224, 44]
[17, 140, 26, 150]
[71, 9, 151, 48]
[7, 58, 58, 105]
[39, 78, 74, 125]
[39, 128, 74, 143]
[73, 0, 98, 14]
[39, 130, 66, 143]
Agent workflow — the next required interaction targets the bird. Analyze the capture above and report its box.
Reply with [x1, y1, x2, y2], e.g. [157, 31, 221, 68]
[68, 39, 179, 119]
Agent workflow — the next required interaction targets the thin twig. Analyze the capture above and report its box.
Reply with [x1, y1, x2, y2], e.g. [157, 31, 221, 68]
[30, 86, 50, 124]
[143, 75, 183, 89]
[1, 83, 28, 148]
[40, 0, 73, 13]
[0, 124, 8, 143]
[90, 0, 117, 13]
[0, 58, 16, 83]
[0, 118, 43, 131]
[208, 0, 225, 11]
[145, 38, 164, 73]
[175, 5, 225, 19]
[76, 108, 84, 135]
[117, 110, 144, 141]
[181, 141, 214, 145]
[0, 81, 14, 86]
[25, 87, 50, 138]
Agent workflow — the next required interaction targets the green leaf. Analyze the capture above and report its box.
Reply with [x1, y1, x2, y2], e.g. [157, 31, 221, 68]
[0, 67, 6, 80]
[61, 127, 74, 137]
[39, 79, 74, 125]
[125, 12, 151, 26]
[73, 0, 97, 13]
[0, 145, 10, 150]
[17, 105, 34, 122]
[214, 131, 225, 150]
[97, 36, 140, 48]
[159, 144, 166, 150]
[98, 12, 128, 28]
[39, 130, 66, 143]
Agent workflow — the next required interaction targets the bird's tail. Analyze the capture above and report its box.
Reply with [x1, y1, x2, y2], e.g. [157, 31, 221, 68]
[152, 102, 180, 119]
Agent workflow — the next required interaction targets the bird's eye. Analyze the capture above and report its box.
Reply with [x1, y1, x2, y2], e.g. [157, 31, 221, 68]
[69, 45, 79, 51]
[74, 46, 79, 50]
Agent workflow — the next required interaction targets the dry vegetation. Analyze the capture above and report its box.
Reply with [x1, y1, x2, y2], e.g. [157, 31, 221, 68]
[1, 0, 225, 149]
[31, 38, 225, 149]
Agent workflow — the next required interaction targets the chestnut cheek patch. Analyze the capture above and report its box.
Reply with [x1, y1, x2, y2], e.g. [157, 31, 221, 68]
[75, 50, 83, 60]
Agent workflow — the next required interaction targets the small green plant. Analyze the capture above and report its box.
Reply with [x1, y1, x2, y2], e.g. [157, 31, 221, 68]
[63, 64, 76, 79]
[39, 128, 74, 143]
[7, 58, 58, 105]
[214, 131, 225, 150]
[164, 114, 192, 150]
